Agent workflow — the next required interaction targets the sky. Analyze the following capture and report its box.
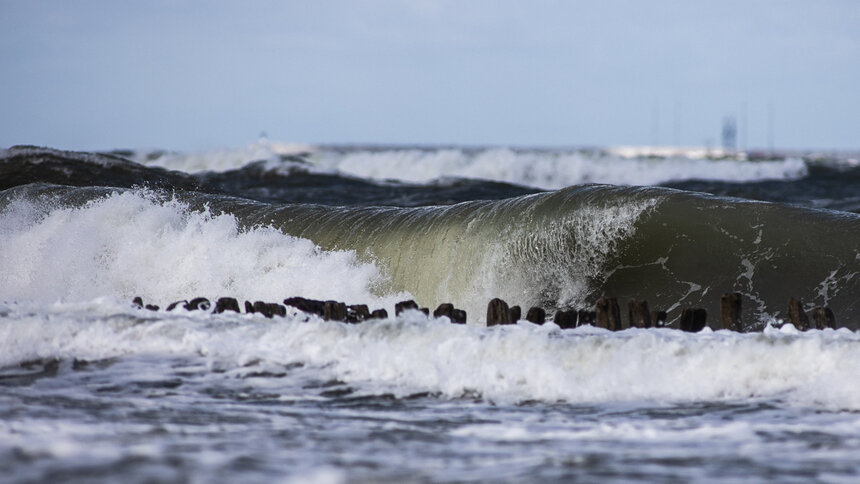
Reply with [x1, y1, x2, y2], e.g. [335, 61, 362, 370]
[1, 0, 858, 151]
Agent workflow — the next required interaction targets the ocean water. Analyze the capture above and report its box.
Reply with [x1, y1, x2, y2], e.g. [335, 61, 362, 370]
[1, 142, 859, 483]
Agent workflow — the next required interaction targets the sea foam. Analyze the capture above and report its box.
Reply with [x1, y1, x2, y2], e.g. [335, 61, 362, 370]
[0, 190, 407, 309]
[1, 308, 857, 410]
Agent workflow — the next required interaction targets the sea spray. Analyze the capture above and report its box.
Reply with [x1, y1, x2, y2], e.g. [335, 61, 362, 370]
[0, 190, 409, 309]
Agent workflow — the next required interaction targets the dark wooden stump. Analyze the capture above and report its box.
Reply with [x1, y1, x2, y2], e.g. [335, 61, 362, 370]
[371, 308, 388, 319]
[283, 297, 326, 317]
[347, 304, 370, 323]
[145, 304, 159, 311]
[166, 300, 187, 311]
[812, 306, 836, 329]
[244, 300, 255, 313]
[253, 301, 284, 318]
[451, 309, 467, 324]
[487, 298, 513, 326]
[680, 307, 707, 332]
[433, 303, 455, 319]
[214, 297, 241, 313]
[132, 297, 143, 309]
[324, 301, 348, 321]
[186, 297, 211, 311]
[720, 292, 743, 331]
[509, 305, 522, 322]
[554, 309, 577, 329]
[651, 310, 667, 327]
[578, 310, 596, 326]
[627, 299, 651, 328]
[525, 306, 546, 324]
[787, 297, 810, 330]
[596, 297, 622, 331]
[395, 300, 419, 316]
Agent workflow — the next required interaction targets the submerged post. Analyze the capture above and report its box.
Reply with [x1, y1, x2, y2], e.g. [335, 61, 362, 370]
[395, 300, 419, 316]
[214, 297, 241, 314]
[786, 297, 810, 330]
[651, 309, 667, 327]
[680, 307, 707, 332]
[451, 309, 467, 324]
[596, 297, 622, 331]
[627, 299, 651, 328]
[578, 309, 596, 326]
[526, 306, 546, 325]
[720, 292, 743, 331]
[433, 303, 455, 319]
[487, 298, 513, 326]
[812, 306, 836, 329]
[509, 306, 522, 322]
[554, 309, 577, 329]
[324, 300, 348, 321]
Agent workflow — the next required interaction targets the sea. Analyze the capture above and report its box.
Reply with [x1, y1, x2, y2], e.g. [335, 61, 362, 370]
[1, 140, 858, 483]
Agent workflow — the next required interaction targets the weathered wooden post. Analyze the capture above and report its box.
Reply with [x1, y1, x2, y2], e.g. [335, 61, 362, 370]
[487, 298, 513, 326]
[627, 299, 651, 328]
[395, 300, 419, 316]
[324, 300, 348, 321]
[433, 303, 466, 324]
[554, 309, 577, 329]
[596, 297, 622, 331]
[167, 300, 188, 311]
[214, 297, 241, 313]
[526, 306, 546, 324]
[284, 297, 326, 317]
[186, 297, 211, 311]
[253, 301, 285, 318]
[371, 308, 388, 319]
[651, 310, 667, 327]
[433, 303, 455, 319]
[347, 304, 371, 323]
[812, 306, 836, 329]
[720, 292, 743, 331]
[680, 307, 707, 332]
[578, 310, 596, 326]
[509, 305, 522, 322]
[451, 309, 467, 324]
[786, 297, 810, 330]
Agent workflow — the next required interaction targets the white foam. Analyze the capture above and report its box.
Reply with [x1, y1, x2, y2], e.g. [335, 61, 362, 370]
[135, 139, 316, 173]
[0, 191, 408, 309]
[312, 147, 809, 189]
[2, 308, 857, 410]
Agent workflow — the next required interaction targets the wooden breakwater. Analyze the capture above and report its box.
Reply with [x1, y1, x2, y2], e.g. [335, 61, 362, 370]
[132, 292, 838, 332]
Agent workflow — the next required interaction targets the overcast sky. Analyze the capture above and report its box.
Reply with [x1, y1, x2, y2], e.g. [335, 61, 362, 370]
[1, 0, 858, 151]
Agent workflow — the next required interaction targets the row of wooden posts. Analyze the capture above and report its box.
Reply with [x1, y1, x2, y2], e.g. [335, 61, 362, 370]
[133, 292, 836, 331]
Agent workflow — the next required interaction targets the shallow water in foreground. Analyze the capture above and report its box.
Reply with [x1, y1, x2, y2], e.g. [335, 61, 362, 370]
[1, 305, 858, 483]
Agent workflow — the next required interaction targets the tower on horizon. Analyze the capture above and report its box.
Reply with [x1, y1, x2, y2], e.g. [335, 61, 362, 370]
[722, 116, 737, 152]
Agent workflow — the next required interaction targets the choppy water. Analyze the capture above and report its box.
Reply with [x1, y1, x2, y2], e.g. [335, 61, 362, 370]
[1, 142, 859, 482]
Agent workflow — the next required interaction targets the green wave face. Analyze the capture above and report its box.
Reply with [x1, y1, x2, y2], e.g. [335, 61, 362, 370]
[6, 183, 860, 329]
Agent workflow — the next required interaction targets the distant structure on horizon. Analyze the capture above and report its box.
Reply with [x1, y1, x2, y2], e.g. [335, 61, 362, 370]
[722, 116, 737, 152]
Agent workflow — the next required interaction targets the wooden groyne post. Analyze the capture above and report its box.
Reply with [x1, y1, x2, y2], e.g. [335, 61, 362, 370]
[627, 299, 651, 328]
[720, 292, 743, 331]
[596, 297, 622, 331]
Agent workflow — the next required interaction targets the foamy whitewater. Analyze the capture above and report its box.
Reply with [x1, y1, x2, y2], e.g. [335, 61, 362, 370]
[1, 143, 859, 483]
